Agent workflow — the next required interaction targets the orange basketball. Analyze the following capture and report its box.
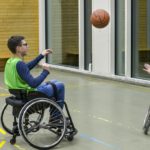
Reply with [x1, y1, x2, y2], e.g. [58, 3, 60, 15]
[90, 9, 110, 28]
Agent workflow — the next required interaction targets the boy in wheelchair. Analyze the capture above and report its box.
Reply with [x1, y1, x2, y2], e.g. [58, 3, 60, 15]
[1, 35, 77, 149]
[5, 35, 64, 108]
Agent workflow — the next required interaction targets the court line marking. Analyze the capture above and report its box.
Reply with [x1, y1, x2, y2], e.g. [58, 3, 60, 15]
[0, 129, 6, 135]
[14, 144, 26, 150]
[0, 128, 6, 149]
[0, 128, 26, 150]
[72, 109, 141, 133]
[0, 140, 6, 148]
[70, 110, 123, 150]
[80, 133, 121, 150]
[0, 93, 10, 97]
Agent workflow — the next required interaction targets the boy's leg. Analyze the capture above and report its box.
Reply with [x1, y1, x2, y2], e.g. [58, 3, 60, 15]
[37, 83, 54, 97]
[49, 80, 65, 122]
[37, 80, 65, 122]
[37, 80, 65, 106]
[50, 80, 65, 108]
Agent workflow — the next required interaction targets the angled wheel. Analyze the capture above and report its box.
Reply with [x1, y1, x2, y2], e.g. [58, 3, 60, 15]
[18, 98, 66, 150]
[1, 104, 14, 134]
[10, 138, 16, 145]
[143, 106, 150, 134]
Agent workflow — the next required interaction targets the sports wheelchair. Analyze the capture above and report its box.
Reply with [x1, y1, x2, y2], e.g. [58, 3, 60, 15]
[143, 105, 150, 135]
[0, 88, 77, 149]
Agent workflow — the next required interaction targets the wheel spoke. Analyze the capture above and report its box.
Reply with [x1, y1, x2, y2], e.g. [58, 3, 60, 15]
[18, 98, 66, 149]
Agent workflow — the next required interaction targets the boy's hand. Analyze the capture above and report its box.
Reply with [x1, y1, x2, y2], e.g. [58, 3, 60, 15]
[41, 63, 51, 73]
[143, 63, 150, 74]
[41, 49, 53, 56]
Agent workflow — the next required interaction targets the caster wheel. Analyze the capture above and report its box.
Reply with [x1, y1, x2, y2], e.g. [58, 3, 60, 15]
[144, 127, 149, 135]
[10, 138, 16, 145]
[67, 135, 74, 141]
[143, 118, 150, 135]
[143, 106, 150, 135]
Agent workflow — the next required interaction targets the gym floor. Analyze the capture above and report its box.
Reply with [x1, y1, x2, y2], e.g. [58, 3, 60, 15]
[0, 68, 150, 150]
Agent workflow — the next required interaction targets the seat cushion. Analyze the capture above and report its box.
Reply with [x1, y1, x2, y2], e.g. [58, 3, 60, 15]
[5, 96, 26, 106]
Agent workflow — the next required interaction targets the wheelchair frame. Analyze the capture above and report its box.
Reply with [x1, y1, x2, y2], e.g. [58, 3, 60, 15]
[0, 89, 77, 149]
[143, 105, 150, 135]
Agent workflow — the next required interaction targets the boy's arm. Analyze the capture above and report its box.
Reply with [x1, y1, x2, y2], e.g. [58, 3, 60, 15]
[26, 54, 44, 70]
[26, 49, 52, 70]
[16, 61, 49, 88]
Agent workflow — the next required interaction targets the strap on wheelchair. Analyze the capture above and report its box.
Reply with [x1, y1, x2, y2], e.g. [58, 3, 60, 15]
[46, 81, 58, 100]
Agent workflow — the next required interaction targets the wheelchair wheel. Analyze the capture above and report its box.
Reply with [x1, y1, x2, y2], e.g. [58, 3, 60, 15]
[1, 104, 14, 135]
[18, 98, 66, 150]
[143, 105, 150, 135]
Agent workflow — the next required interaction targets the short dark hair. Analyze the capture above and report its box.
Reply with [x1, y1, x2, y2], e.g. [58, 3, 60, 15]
[7, 35, 25, 54]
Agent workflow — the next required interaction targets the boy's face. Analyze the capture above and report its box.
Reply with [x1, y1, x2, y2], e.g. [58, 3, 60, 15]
[17, 39, 29, 56]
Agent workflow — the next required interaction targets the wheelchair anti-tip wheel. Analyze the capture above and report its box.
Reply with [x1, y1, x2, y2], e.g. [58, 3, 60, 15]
[18, 98, 66, 150]
[143, 105, 150, 135]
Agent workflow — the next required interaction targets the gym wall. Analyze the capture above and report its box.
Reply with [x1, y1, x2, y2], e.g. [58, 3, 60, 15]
[0, 0, 39, 71]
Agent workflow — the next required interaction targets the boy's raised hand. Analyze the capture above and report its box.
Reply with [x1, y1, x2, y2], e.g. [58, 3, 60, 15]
[41, 49, 53, 56]
[143, 63, 150, 74]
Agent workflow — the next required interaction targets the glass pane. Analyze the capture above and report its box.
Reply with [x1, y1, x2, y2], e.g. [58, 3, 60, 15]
[132, 0, 150, 79]
[46, 0, 79, 68]
[115, 0, 125, 76]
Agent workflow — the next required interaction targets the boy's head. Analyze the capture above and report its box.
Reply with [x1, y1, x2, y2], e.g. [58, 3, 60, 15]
[7, 36, 25, 54]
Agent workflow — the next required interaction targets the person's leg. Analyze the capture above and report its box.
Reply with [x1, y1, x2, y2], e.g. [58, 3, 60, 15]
[37, 83, 59, 121]
[37, 80, 65, 121]
[37, 83, 54, 98]
[48, 80, 65, 121]
[50, 80, 65, 108]
[50, 79, 57, 83]
[37, 80, 65, 106]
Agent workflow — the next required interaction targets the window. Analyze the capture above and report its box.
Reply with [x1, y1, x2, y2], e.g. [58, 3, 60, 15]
[46, 0, 79, 67]
[115, 0, 125, 76]
[132, 0, 150, 79]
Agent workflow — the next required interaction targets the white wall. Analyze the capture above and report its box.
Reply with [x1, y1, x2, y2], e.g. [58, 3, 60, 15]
[39, 0, 46, 53]
[92, 0, 111, 74]
[39, 0, 46, 64]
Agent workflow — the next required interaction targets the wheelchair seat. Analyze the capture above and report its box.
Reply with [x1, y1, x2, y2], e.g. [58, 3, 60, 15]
[5, 96, 26, 107]
[6, 89, 50, 108]
[9, 89, 50, 100]
[6, 89, 51, 119]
